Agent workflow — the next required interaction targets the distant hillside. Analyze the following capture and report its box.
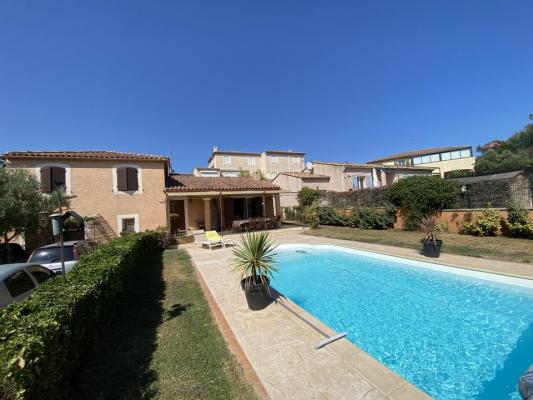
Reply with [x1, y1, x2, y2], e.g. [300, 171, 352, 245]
[475, 116, 533, 174]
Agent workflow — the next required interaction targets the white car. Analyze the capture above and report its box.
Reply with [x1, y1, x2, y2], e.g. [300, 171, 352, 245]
[27, 240, 97, 275]
[0, 263, 55, 308]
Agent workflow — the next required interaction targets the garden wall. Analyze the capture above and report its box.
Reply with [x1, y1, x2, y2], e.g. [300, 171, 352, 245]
[393, 208, 533, 233]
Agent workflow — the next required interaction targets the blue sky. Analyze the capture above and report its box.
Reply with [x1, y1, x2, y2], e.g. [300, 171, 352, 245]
[1, 0, 532, 172]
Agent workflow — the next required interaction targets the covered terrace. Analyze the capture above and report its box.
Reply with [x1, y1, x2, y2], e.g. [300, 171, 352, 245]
[165, 174, 282, 233]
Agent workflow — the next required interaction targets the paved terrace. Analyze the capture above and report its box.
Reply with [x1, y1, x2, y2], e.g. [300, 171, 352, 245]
[186, 228, 533, 400]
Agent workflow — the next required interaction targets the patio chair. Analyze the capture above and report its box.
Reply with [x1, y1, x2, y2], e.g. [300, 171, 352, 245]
[192, 230, 223, 250]
[205, 231, 237, 247]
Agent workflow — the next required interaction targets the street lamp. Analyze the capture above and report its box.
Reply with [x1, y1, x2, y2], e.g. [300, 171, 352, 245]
[48, 190, 77, 278]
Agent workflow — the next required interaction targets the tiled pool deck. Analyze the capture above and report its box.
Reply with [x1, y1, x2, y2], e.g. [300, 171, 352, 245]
[186, 229, 533, 400]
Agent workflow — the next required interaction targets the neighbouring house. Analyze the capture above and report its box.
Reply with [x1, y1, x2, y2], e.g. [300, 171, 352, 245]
[271, 172, 330, 208]
[2, 151, 170, 243]
[192, 167, 241, 177]
[367, 145, 475, 177]
[165, 174, 282, 233]
[207, 146, 306, 179]
[308, 161, 434, 192]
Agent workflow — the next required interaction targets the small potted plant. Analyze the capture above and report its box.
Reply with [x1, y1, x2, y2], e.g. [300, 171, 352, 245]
[419, 215, 443, 258]
[233, 231, 278, 311]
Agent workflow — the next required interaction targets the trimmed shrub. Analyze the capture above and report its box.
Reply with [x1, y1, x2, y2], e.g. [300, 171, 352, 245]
[387, 176, 457, 230]
[501, 203, 533, 239]
[318, 206, 342, 226]
[0, 233, 160, 400]
[461, 208, 501, 236]
[351, 205, 396, 230]
[297, 187, 321, 207]
[302, 203, 320, 229]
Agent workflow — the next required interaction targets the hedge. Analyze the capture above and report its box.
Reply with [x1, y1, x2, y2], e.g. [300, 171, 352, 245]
[0, 232, 160, 400]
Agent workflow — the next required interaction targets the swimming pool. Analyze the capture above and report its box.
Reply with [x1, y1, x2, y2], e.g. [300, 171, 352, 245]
[272, 245, 533, 400]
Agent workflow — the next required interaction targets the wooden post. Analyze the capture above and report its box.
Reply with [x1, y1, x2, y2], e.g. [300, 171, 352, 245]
[219, 195, 225, 231]
[203, 198, 211, 231]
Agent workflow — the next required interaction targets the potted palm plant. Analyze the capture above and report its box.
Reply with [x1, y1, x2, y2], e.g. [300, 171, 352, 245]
[419, 215, 443, 258]
[233, 231, 278, 311]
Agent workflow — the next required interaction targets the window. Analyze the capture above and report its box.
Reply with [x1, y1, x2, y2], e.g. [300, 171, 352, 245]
[4, 270, 35, 298]
[117, 214, 139, 233]
[270, 156, 278, 164]
[421, 155, 431, 163]
[412, 157, 422, 165]
[460, 149, 471, 158]
[223, 156, 231, 165]
[430, 154, 440, 162]
[397, 160, 406, 166]
[352, 177, 360, 190]
[451, 150, 461, 159]
[248, 157, 256, 166]
[121, 218, 136, 233]
[40, 166, 66, 193]
[292, 157, 300, 164]
[116, 167, 139, 191]
[365, 175, 373, 188]
[27, 266, 53, 284]
[441, 152, 451, 160]
[200, 171, 220, 177]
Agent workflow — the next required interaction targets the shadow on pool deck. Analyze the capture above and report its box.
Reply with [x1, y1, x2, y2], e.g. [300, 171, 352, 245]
[477, 322, 533, 399]
[69, 252, 166, 400]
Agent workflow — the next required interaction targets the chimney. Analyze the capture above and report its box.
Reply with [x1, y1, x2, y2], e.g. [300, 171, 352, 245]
[213, 145, 218, 153]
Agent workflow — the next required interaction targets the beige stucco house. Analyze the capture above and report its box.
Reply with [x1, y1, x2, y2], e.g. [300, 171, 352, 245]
[3, 151, 170, 240]
[367, 145, 475, 177]
[271, 172, 330, 208]
[2, 150, 283, 244]
[308, 161, 434, 192]
[207, 146, 306, 179]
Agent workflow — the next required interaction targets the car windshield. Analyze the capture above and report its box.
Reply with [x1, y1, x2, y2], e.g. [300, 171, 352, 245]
[29, 246, 75, 263]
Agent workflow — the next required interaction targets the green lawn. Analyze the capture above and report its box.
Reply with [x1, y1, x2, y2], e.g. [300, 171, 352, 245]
[70, 249, 256, 400]
[306, 226, 533, 264]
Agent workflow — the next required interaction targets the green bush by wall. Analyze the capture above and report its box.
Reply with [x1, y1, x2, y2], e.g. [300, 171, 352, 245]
[387, 176, 457, 230]
[0, 232, 160, 400]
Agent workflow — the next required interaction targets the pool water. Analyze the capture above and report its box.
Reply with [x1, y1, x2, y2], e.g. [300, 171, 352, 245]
[272, 245, 533, 400]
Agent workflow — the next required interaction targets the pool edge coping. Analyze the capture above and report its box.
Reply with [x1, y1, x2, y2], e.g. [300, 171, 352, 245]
[187, 245, 432, 400]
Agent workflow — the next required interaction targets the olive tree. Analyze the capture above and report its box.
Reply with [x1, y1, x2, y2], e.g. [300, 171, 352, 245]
[0, 168, 51, 242]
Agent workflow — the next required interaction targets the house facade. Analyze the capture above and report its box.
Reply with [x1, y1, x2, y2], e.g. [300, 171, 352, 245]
[2, 150, 283, 244]
[367, 146, 475, 177]
[3, 151, 169, 240]
[309, 161, 434, 192]
[271, 172, 330, 208]
[207, 146, 306, 179]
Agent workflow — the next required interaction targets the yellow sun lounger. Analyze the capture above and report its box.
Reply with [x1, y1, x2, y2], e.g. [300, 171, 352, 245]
[205, 231, 237, 247]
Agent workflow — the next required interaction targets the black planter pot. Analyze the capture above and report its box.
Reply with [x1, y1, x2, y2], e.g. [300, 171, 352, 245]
[421, 240, 443, 258]
[241, 276, 272, 311]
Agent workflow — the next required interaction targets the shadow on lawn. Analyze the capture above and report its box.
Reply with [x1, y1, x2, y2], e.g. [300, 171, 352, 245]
[69, 252, 167, 400]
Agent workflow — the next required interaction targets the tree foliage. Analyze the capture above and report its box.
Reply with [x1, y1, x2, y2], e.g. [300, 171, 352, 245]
[297, 187, 321, 207]
[0, 169, 48, 242]
[387, 176, 457, 230]
[475, 116, 533, 174]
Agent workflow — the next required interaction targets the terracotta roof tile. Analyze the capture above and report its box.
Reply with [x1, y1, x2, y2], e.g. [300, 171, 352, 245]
[264, 150, 306, 155]
[166, 175, 280, 192]
[367, 146, 471, 163]
[277, 172, 330, 180]
[4, 150, 169, 161]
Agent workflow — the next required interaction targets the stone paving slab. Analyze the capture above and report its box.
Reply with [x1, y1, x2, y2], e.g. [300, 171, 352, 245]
[187, 233, 432, 400]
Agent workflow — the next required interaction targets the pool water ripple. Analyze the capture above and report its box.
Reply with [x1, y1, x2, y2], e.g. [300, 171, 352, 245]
[272, 246, 533, 400]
